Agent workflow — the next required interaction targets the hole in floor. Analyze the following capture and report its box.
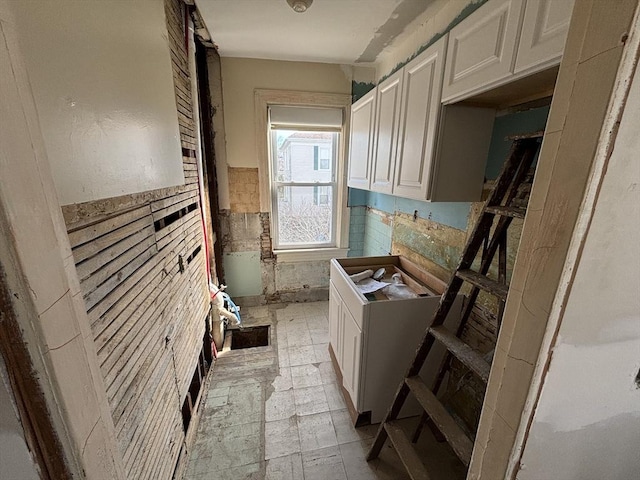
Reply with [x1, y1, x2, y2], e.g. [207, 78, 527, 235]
[230, 326, 270, 349]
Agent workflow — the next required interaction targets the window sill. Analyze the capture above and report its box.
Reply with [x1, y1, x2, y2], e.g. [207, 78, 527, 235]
[274, 247, 349, 263]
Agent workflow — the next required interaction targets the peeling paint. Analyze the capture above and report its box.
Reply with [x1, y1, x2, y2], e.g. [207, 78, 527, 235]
[392, 212, 466, 273]
[367, 191, 472, 230]
[351, 81, 375, 103]
[356, 0, 434, 63]
[378, 0, 488, 82]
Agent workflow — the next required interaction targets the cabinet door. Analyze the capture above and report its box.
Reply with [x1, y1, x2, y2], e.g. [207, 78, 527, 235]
[514, 0, 574, 74]
[347, 89, 376, 190]
[370, 69, 403, 194]
[340, 305, 362, 404]
[328, 281, 342, 362]
[393, 37, 447, 200]
[442, 0, 525, 103]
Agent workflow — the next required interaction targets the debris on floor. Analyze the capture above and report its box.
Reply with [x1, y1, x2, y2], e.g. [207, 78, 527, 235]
[184, 302, 465, 480]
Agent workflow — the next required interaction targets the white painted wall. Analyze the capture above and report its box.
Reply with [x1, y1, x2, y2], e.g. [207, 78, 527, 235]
[516, 56, 640, 480]
[0, 357, 40, 480]
[221, 57, 351, 168]
[11, 0, 184, 205]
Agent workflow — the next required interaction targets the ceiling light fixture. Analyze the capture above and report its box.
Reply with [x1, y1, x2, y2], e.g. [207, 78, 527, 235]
[286, 0, 313, 13]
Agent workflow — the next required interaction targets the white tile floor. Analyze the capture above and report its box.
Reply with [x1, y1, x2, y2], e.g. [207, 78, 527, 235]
[184, 302, 465, 480]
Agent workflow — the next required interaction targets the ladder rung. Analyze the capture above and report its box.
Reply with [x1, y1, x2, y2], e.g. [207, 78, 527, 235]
[485, 206, 526, 219]
[429, 326, 491, 382]
[384, 420, 430, 480]
[507, 130, 544, 140]
[405, 377, 473, 467]
[456, 269, 509, 301]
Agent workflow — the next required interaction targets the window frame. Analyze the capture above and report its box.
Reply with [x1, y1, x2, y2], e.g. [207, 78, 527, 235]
[315, 185, 331, 206]
[255, 90, 351, 262]
[269, 130, 338, 249]
[317, 146, 331, 171]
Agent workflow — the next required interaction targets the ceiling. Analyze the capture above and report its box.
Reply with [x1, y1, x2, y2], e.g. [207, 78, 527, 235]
[196, 0, 434, 64]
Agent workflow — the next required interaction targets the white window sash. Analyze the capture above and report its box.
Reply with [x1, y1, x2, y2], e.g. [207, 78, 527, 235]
[269, 130, 339, 250]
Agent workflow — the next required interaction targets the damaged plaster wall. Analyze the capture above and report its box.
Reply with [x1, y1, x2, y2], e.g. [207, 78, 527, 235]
[375, 0, 487, 82]
[515, 33, 640, 480]
[219, 58, 352, 302]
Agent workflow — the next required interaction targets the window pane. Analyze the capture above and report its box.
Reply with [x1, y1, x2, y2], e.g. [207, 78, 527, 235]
[273, 130, 334, 181]
[276, 185, 333, 245]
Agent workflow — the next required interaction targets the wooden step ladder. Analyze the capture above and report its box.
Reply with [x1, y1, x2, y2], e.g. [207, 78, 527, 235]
[366, 131, 544, 479]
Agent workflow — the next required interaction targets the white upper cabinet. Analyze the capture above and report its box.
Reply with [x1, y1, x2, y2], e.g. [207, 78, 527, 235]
[442, 0, 526, 103]
[347, 89, 376, 190]
[370, 69, 404, 194]
[345, 0, 574, 202]
[515, 0, 575, 74]
[393, 37, 447, 200]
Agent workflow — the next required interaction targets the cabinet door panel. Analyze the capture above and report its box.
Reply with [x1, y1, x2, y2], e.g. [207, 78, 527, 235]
[340, 305, 361, 403]
[347, 90, 376, 190]
[442, 0, 525, 103]
[394, 37, 446, 200]
[328, 281, 342, 362]
[370, 70, 403, 194]
[515, 0, 574, 74]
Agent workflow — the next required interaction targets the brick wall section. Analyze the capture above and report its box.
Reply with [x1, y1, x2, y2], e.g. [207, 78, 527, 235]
[228, 167, 260, 213]
[259, 212, 274, 260]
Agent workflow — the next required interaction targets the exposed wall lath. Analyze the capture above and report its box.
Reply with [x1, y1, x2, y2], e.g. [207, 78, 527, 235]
[60, 1, 210, 478]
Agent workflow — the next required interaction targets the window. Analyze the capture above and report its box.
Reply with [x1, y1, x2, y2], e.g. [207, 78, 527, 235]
[268, 105, 342, 250]
[314, 186, 330, 205]
[315, 146, 330, 171]
[256, 91, 351, 261]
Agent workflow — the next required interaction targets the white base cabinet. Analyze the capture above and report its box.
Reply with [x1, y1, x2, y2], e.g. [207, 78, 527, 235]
[328, 281, 341, 359]
[340, 303, 362, 404]
[329, 256, 464, 424]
